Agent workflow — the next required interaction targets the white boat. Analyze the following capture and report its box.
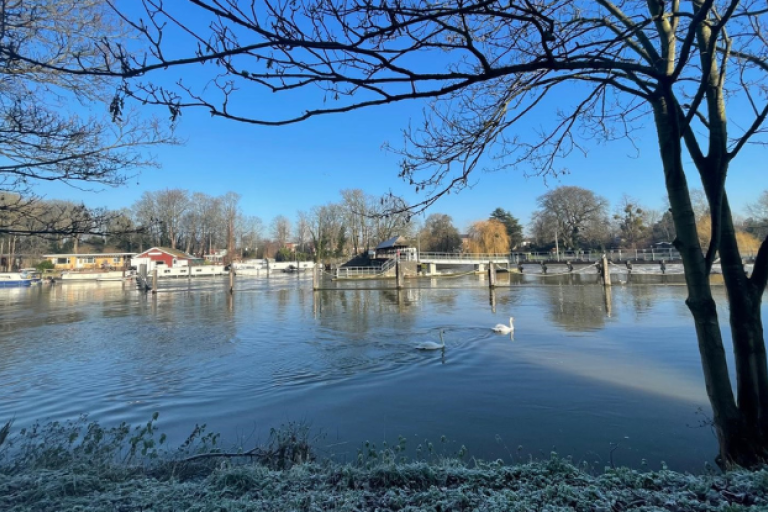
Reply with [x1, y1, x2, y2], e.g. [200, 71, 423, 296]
[232, 260, 315, 275]
[145, 265, 226, 279]
[61, 270, 129, 281]
[0, 270, 41, 287]
[232, 260, 269, 275]
[19, 269, 42, 284]
[96, 275, 134, 282]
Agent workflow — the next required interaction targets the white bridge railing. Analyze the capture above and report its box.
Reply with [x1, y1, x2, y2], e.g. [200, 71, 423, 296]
[418, 248, 756, 263]
[418, 248, 685, 263]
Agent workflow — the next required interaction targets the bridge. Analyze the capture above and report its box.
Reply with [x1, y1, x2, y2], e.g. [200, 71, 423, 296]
[418, 248, 683, 265]
[416, 248, 689, 274]
[337, 247, 754, 279]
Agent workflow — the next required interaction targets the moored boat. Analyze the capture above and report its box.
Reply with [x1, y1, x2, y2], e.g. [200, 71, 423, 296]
[232, 260, 268, 275]
[96, 275, 134, 282]
[19, 269, 42, 284]
[61, 270, 132, 281]
[0, 270, 41, 287]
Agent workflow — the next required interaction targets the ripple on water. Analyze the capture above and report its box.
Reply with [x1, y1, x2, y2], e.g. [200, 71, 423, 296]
[0, 278, 755, 472]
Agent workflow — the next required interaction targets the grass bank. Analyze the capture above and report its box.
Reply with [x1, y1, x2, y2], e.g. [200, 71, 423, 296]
[1, 417, 766, 511]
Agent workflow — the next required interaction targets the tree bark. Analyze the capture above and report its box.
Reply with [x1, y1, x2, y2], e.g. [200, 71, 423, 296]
[717, 194, 768, 447]
[652, 94, 762, 467]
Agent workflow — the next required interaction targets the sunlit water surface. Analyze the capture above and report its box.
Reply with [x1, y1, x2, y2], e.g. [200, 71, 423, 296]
[0, 272, 759, 472]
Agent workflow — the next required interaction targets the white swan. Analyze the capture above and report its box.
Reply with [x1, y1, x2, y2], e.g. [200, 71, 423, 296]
[416, 330, 445, 351]
[492, 317, 514, 334]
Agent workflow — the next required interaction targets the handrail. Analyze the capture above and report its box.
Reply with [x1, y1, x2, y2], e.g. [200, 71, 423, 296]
[415, 248, 723, 262]
[335, 258, 399, 278]
[379, 258, 397, 272]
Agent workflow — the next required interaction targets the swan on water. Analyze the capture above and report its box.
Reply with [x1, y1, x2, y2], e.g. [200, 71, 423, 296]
[416, 330, 445, 351]
[492, 317, 514, 334]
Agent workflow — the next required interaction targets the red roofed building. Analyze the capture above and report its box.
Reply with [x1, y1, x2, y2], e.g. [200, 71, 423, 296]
[132, 247, 201, 271]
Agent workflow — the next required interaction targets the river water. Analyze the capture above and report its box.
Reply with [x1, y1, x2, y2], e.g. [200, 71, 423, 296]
[0, 272, 757, 471]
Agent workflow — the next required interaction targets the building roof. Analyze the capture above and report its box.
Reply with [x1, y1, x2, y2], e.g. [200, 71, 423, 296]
[135, 247, 196, 259]
[375, 235, 409, 250]
[44, 253, 137, 258]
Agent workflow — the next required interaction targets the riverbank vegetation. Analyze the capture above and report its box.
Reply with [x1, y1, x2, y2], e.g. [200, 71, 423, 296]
[3, 186, 767, 269]
[1, 417, 766, 511]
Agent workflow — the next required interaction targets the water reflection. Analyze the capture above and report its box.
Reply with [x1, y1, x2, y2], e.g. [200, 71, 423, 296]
[540, 284, 609, 332]
[0, 276, 757, 472]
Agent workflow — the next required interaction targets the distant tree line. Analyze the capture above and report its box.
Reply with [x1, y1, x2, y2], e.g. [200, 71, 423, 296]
[3, 185, 765, 270]
[416, 186, 765, 256]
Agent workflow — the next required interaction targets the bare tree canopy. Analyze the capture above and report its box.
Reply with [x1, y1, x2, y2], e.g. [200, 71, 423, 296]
[65, 2, 765, 210]
[40, 0, 768, 467]
[420, 213, 461, 253]
[0, 0, 174, 236]
[532, 186, 609, 250]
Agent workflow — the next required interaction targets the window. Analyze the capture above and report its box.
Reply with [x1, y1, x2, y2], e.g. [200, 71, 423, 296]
[164, 270, 171, 274]
[56, 258, 68, 265]
[79, 257, 95, 264]
[112, 258, 120, 264]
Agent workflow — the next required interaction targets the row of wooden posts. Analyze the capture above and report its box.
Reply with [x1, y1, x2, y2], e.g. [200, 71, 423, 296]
[488, 255, 614, 288]
[142, 256, 621, 294]
[310, 258, 616, 292]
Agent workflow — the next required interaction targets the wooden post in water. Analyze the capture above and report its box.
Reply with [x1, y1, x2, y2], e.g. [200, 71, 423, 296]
[603, 284, 613, 317]
[152, 267, 158, 294]
[488, 260, 496, 288]
[395, 260, 403, 289]
[601, 254, 611, 286]
[229, 267, 235, 294]
[313, 264, 320, 290]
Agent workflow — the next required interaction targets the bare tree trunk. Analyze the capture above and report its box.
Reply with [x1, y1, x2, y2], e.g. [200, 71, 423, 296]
[718, 195, 768, 443]
[9, 236, 16, 271]
[228, 217, 234, 265]
[652, 96, 763, 467]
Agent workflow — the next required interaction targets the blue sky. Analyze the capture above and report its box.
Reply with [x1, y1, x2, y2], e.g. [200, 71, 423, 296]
[38, 94, 766, 233]
[35, 3, 768, 233]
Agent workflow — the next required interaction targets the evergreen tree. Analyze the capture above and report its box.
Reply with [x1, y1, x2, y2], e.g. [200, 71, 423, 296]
[489, 208, 523, 249]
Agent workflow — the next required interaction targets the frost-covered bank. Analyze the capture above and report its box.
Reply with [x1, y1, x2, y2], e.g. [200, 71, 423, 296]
[2, 457, 768, 511]
[1, 418, 766, 511]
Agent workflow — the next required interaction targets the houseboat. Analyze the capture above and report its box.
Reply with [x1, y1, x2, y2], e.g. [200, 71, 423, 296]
[232, 260, 316, 275]
[232, 259, 268, 275]
[133, 247, 225, 279]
